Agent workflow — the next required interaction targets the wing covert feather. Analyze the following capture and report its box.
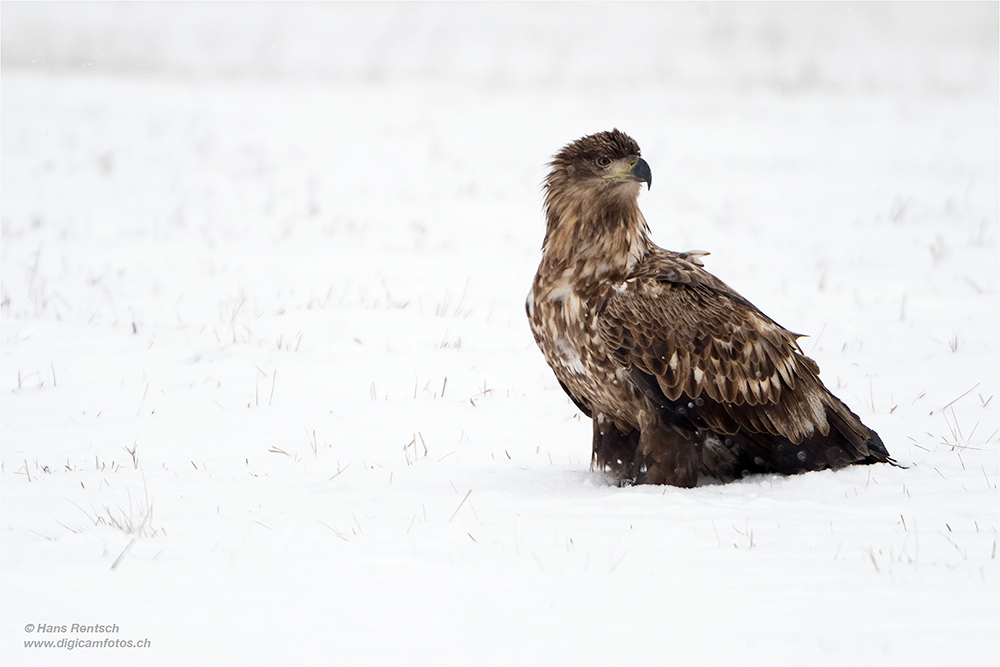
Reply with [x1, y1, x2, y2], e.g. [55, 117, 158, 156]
[598, 255, 834, 444]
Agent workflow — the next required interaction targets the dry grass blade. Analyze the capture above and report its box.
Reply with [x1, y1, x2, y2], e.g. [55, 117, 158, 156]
[328, 462, 351, 481]
[934, 383, 980, 414]
[609, 551, 628, 574]
[448, 489, 472, 523]
[110, 538, 137, 571]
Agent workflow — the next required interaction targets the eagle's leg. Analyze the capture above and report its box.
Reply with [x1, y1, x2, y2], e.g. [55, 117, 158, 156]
[636, 411, 701, 487]
[591, 413, 641, 484]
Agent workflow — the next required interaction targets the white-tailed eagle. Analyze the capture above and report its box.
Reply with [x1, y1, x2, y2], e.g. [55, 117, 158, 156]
[526, 130, 893, 486]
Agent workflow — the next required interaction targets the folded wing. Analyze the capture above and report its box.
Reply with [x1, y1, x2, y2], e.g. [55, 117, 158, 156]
[598, 252, 875, 461]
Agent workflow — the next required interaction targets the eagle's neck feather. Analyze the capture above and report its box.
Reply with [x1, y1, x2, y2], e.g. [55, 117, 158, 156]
[541, 178, 650, 288]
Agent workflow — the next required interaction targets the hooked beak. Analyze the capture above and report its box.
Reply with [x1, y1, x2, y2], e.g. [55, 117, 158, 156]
[629, 157, 652, 190]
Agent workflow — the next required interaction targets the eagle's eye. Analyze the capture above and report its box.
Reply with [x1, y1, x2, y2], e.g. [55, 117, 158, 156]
[595, 156, 612, 168]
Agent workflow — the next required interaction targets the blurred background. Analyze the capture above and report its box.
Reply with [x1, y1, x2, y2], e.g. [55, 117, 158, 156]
[2, 2, 996, 93]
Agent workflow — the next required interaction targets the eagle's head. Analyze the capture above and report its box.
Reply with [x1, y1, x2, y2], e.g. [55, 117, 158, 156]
[540, 130, 654, 276]
[546, 129, 652, 195]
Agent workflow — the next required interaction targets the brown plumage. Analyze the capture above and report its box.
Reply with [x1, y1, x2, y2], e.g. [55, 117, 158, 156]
[526, 129, 893, 486]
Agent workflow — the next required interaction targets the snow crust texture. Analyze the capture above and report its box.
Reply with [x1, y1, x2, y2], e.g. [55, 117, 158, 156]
[2, 4, 997, 666]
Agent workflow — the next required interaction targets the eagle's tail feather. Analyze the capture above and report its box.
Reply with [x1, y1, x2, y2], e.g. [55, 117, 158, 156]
[859, 428, 902, 467]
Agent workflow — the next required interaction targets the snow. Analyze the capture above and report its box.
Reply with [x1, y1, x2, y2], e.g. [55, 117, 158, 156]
[1, 3, 997, 665]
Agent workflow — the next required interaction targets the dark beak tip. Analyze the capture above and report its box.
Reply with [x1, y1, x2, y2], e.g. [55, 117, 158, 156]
[631, 157, 652, 190]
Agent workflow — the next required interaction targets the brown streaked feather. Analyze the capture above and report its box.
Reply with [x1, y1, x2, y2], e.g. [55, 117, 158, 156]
[600, 250, 812, 417]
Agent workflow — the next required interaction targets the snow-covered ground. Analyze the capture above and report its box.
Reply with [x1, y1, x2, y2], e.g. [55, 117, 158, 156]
[2, 3, 997, 665]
